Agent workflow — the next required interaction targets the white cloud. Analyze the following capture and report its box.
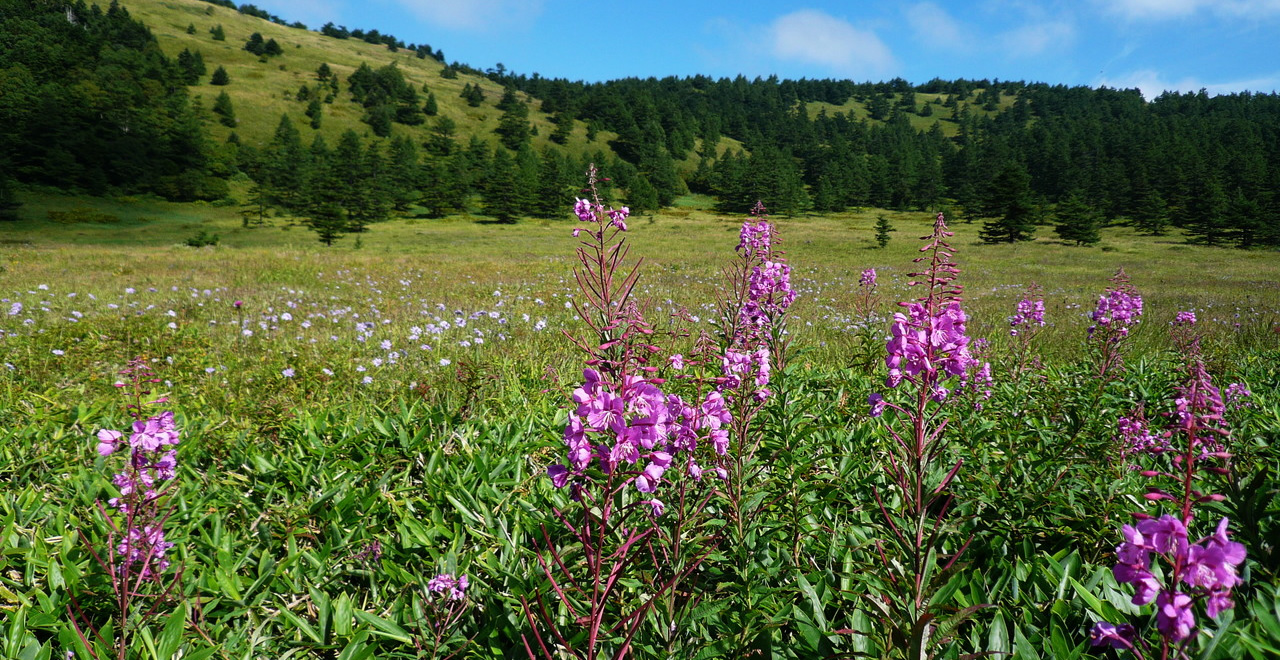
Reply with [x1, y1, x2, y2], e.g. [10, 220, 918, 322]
[999, 20, 1074, 56]
[1106, 0, 1280, 20]
[1098, 69, 1280, 99]
[905, 3, 967, 50]
[769, 9, 896, 79]
[388, 0, 544, 31]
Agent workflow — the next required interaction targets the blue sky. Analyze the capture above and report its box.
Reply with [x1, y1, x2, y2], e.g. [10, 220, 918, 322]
[256, 0, 1280, 98]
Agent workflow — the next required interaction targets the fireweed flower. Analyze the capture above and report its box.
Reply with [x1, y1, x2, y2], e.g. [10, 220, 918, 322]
[859, 268, 877, 288]
[427, 573, 469, 601]
[1008, 297, 1045, 336]
[1088, 287, 1143, 337]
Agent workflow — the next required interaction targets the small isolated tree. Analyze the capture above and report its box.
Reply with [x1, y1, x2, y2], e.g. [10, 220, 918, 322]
[210, 66, 230, 86]
[875, 214, 894, 248]
[979, 162, 1036, 243]
[263, 38, 283, 57]
[308, 202, 347, 245]
[1054, 191, 1101, 246]
[210, 24, 225, 41]
[305, 97, 322, 129]
[316, 62, 332, 81]
[186, 22, 196, 34]
[212, 91, 237, 127]
[422, 92, 438, 116]
[244, 32, 265, 55]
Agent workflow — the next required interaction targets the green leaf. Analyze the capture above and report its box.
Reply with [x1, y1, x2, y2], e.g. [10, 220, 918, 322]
[353, 609, 412, 644]
[156, 605, 188, 660]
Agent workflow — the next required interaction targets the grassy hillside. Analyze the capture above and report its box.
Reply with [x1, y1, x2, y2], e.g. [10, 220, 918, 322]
[119, 0, 620, 158]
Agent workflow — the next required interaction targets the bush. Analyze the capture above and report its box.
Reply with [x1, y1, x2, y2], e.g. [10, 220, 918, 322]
[183, 229, 220, 247]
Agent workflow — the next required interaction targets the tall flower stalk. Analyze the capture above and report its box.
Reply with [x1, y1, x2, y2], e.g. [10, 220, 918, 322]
[1089, 269, 1143, 382]
[1092, 319, 1246, 659]
[865, 213, 984, 658]
[1008, 283, 1045, 375]
[525, 166, 727, 659]
[70, 358, 185, 660]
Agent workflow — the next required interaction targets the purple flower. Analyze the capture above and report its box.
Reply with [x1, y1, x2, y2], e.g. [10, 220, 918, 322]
[1174, 310, 1197, 326]
[1009, 297, 1045, 335]
[1090, 621, 1137, 649]
[282, 368, 295, 378]
[96, 429, 122, 456]
[547, 464, 570, 489]
[868, 393, 886, 418]
[669, 354, 684, 370]
[1155, 590, 1196, 641]
[641, 499, 665, 517]
[428, 573, 469, 600]
[859, 268, 876, 288]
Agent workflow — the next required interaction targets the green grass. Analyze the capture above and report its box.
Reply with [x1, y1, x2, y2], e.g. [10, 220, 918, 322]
[3, 190, 1279, 659]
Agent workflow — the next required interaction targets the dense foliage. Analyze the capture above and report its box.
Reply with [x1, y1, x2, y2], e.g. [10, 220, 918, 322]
[0, 1, 225, 201]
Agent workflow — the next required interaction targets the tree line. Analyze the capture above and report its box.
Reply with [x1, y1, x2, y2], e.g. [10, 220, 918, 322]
[3, 2, 1278, 248]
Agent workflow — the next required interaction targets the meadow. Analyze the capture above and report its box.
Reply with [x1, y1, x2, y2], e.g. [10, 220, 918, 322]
[2, 196, 1279, 659]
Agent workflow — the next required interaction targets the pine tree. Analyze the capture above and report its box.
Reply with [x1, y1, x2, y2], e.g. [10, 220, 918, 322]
[386, 136, 420, 212]
[177, 49, 205, 84]
[423, 92, 438, 116]
[239, 182, 270, 227]
[307, 202, 347, 245]
[212, 91, 237, 127]
[186, 23, 196, 35]
[495, 89, 530, 150]
[0, 171, 21, 221]
[305, 97, 322, 129]
[263, 38, 283, 56]
[316, 62, 332, 81]
[1053, 191, 1101, 246]
[210, 24, 225, 40]
[1132, 189, 1170, 236]
[979, 162, 1036, 243]
[875, 215, 893, 248]
[244, 32, 265, 56]
[425, 116, 457, 156]
[484, 148, 525, 223]
[628, 175, 660, 214]
[210, 66, 230, 86]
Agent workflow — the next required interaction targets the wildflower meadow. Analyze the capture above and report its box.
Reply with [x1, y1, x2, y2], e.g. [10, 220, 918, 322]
[2, 174, 1280, 660]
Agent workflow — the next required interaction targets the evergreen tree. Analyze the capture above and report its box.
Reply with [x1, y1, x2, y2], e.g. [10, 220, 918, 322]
[210, 24, 225, 40]
[239, 182, 270, 227]
[423, 92, 438, 116]
[418, 156, 465, 217]
[425, 116, 457, 156]
[212, 91, 236, 127]
[495, 89, 530, 150]
[261, 114, 306, 212]
[530, 148, 572, 218]
[628, 175, 660, 215]
[1132, 189, 1170, 236]
[484, 147, 526, 223]
[364, 104, 393, 138]
[316, 62, 332, 81]
[0, 171, 21, 221]
[177, 49, 205, 84]
[210, 66, 230, 85]
[874, 215, 893, 248]
[307, 202, 347, 245]
[1053, 191, 1101, 246]
[186, 23, 196, 35]
[244, 32, 265, 55]
[386, 136, 420, 213]
[305, 97, 322, 129]
[980, 162, 1036, 243]
[263, 38, 283, 56]
[1184, 176, 1229, 245]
